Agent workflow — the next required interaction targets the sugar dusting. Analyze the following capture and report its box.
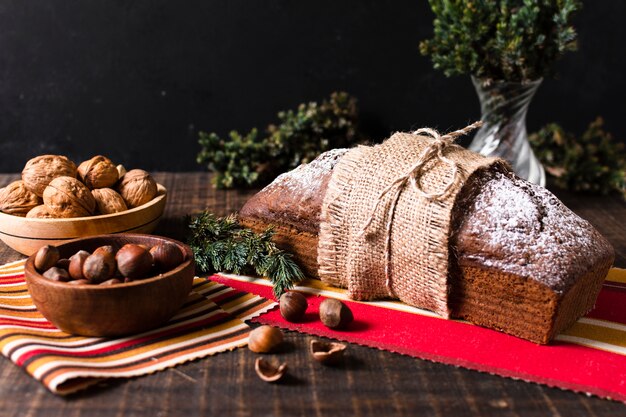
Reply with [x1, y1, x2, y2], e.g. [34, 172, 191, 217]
[271, 148, 349, 192]
[457, 172, 612, 292]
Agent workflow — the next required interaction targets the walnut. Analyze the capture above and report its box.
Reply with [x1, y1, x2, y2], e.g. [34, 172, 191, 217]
[117, 169, 158, 208]
[92, 188, 128, 214]
[26, 205, 56, 218]
[77, 156, 119, 189]
[43, 176, 96, 218]
[22, 155, 77, 197]
[0, 180, 42, 216]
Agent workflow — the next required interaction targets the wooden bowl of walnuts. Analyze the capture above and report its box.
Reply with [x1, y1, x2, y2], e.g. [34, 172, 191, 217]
[0, 154, 167, 255]
[24, 234, 194, 337]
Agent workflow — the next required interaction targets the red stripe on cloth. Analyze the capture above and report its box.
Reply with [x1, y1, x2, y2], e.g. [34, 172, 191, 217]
[0, 318, 57, 329]
[209, 275, 626, 403]
[14, 311, 232, 366]
[587, 286, 626, 324]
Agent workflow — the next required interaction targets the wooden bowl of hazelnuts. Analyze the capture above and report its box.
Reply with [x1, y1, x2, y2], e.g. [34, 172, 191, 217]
[23, 233, 194, 337]
[0, 154, 167, 256]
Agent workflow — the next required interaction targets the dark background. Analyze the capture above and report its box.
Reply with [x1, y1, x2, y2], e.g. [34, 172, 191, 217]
[0, 1, 624, 172]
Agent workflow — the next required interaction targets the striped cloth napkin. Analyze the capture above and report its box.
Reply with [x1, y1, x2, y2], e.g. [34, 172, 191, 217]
[0, 259, 276, 395]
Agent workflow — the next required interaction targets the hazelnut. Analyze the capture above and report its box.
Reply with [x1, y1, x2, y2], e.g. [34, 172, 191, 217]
[319, 299, 353, 329]
[254, 357, 287, 383]
[34, 245, 60, 272]
[149, 242, 184, 272]
[43, 267, 71, 282]
[248, 325, 284, 353]
[67, 279, 90, 285]
[310, 340, 347, 365]
[26, 205, 56, 218]
[68, 250, 90, 280]
[83, 250, 116, 283]
[279, 292, 308, 322]
[100, 278, 122, 286]
[0, 181, 41, 216]
[77, 156, 119, 189]
[43, 176, 96, 218]
[22, 155, 77, 197]
[117, 169, 158, 208]
[56, 258, 71, 270]
[92, 188, 128, 214]
[116, 244, 153, 279]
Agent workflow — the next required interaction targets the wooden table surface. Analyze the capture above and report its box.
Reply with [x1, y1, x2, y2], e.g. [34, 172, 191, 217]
[0, 172, 625, 417]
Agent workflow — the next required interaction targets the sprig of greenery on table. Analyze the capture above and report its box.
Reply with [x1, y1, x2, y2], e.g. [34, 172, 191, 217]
[188, 211, 305, 298]
[419, 0, 581, 82]
[530, 117, 626, 197]
[197, 91, 359, 189]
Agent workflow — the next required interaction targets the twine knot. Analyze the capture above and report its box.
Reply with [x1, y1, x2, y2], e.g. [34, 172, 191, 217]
[358, 121, 483, 297]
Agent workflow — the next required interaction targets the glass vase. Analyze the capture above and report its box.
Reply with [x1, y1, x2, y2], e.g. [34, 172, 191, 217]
[468, 76, 546, 186]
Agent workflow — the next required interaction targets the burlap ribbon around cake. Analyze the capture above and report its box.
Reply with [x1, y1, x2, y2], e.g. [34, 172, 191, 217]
[317, 123, 505, 317]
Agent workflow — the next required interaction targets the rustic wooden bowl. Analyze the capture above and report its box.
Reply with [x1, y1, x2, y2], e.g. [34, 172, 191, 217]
[24, 233, 194, 337]
[0, 184, 167, 256]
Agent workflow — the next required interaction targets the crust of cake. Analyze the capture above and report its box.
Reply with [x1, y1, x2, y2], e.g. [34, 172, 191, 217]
[238, 150, 615, 344]
[241, 218, 321, 279]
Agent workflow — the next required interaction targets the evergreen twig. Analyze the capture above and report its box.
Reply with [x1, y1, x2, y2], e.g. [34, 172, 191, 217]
[188, 212, 305, 298]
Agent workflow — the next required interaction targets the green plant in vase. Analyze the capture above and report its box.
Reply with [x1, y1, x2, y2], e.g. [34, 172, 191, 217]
[420, 0, 581, 185]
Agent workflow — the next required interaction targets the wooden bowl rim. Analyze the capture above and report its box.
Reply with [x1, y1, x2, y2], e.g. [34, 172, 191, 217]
[24, 233, 194, 291]
[0, 183, 166, 224]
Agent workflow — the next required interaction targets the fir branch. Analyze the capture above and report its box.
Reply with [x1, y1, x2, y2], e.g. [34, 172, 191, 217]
[197, 91, 360, 189]
[529, 117, 626, 198]
[187, 212, 305, 298]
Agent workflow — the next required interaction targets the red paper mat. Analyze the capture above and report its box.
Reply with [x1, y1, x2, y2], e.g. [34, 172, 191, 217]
[210, 268, 626, 403]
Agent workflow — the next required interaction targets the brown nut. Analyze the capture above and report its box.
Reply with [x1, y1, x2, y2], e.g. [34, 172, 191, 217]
[43, 176, 96, 218]
[22, 155, 77, 197]
[117, 169, 158, 208]
[34, 245, 60, 272]
[319, 299, 353, 329]
[67, 279, 90, 285]
[115, 244, 153, 279]
[279, 292, 308, 322]
[43, 267, 71, 282]
[149, 242, 184, 272]
[26, 205, 56, 218]
[0, 181, 41, 216]
[254, 357, 287, 383]
[56, 258, 71, 270]
[91, 188, 127, 214]
[310, 340, 347, 365]
[99, 278, 122, 286]
[68, 250, 90, 280]
[248, 325, 284, 353]
[82, 250, 117, 283]
[77, 155, 119, 189]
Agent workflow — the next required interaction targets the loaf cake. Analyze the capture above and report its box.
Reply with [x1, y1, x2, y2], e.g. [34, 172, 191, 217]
[239, 149, 614, 344]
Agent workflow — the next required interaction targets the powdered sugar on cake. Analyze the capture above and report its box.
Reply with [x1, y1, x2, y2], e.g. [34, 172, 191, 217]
[271, 148, 349, 193]
[456, 172, 612, 292]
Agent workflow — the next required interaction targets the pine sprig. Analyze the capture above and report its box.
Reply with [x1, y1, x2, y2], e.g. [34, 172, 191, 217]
[188, 212, 305, 298]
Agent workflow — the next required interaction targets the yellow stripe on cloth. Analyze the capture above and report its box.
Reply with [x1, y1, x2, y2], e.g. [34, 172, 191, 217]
[606, 268, 626, 284]
[0, 263, 275, 395]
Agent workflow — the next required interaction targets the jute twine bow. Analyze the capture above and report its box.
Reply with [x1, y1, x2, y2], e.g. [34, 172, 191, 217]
[358, 121, 483, 296]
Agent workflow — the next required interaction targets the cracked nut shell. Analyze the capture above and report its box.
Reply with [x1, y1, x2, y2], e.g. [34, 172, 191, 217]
[254, 357, 287, 383]
[310, 340, 347, 365]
